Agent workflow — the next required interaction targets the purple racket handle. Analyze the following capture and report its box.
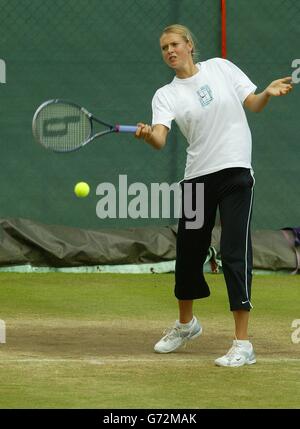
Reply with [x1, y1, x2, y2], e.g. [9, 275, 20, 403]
[116, 125, 137, 133]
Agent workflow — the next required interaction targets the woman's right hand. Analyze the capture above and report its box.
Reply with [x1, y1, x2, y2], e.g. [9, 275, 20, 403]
[135, 123, 153, 141]
[135, 123, 168, 150]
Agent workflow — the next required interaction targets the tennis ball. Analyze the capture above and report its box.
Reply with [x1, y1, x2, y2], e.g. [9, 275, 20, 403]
[74, 182, 90, 198]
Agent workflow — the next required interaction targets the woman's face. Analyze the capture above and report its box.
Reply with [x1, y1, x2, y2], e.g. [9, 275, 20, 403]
[160, 32, 193, 70]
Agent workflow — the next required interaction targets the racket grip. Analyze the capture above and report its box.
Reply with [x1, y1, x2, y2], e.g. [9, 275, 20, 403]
[116, 125, 137, 133]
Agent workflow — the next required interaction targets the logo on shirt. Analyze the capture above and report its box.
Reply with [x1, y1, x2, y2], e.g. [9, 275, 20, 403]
[197, 85, 213, 107]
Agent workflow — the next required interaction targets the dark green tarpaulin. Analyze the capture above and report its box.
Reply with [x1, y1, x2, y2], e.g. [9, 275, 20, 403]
[0, 218, 298, 273]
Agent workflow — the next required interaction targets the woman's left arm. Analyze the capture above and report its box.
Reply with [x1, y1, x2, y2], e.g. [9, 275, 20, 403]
[244, 76, 293, 113]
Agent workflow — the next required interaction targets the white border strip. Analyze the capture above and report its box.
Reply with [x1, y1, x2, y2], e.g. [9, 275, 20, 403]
[0, 357, 298, 365]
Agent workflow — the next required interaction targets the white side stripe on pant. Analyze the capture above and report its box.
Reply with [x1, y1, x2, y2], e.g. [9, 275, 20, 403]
[244, 170, 255, 308]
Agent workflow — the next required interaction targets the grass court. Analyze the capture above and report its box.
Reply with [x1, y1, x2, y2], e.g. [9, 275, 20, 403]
[0, 273, 299, 408]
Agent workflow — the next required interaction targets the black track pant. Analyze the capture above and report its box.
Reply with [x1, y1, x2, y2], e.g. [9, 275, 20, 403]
[175, 167, 255, 311]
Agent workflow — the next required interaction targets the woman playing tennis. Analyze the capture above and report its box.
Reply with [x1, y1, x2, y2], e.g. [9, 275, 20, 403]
[136, 24, 293, 367]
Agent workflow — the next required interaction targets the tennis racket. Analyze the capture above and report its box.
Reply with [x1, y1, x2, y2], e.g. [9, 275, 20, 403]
[32, 99, 137, 152]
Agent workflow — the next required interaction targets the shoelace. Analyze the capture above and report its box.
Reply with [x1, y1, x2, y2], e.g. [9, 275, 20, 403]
[162, 326, 181, 340]
[161, 326, 189, 349]
[225, 345, 242, 361]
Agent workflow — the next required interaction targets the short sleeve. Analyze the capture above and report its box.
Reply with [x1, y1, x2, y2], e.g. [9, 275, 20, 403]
[219, 59, 257, 103]
[151, 89, 175, 130]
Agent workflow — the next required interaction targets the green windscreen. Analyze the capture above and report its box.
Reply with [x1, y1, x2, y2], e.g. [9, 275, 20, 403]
[0, 0, 299, 231]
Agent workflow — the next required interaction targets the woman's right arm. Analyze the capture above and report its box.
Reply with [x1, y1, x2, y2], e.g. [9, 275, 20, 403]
[135, 123, 169, 150]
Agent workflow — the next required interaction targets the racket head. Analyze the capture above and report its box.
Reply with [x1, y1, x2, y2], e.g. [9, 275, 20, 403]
[32, 99, 92, 152]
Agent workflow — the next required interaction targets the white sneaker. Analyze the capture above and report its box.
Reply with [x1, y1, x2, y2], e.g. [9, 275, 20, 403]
[215, 339, 256, 367]
[154, 316, 202, 353]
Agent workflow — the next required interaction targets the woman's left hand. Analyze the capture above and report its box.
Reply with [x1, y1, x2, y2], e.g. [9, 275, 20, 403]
[266, 77, 293, 96]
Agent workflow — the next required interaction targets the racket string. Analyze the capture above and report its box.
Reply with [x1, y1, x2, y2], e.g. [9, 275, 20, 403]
[34, 101, 92, 152]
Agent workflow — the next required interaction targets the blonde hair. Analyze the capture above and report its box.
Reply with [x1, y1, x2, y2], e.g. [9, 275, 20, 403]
[161, 24, 199, 61]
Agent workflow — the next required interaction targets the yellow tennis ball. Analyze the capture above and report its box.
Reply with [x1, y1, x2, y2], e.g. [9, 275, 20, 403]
[74, 182, 90, 198]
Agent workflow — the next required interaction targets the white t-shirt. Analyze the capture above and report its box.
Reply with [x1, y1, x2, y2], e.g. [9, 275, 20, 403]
[152, 58, 257, 179]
